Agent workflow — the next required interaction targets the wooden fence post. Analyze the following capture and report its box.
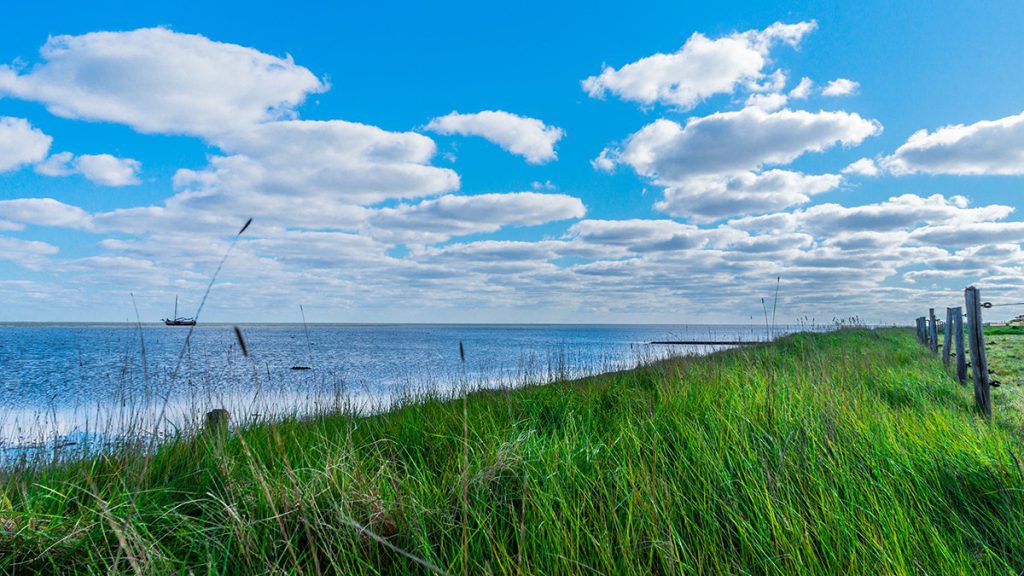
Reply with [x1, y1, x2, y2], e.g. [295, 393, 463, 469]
[928, 308, 938, 354]
[916, 317, 926, 344]
[943, 307, 953, 368]
[953, 306, 967, 385]
[965, 286, 991, 416]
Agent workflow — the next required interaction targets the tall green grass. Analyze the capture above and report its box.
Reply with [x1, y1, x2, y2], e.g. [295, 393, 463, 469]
[3, 328, 1024, 574]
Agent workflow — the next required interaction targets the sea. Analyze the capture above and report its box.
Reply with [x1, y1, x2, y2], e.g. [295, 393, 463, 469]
[0, 323, 792, 457]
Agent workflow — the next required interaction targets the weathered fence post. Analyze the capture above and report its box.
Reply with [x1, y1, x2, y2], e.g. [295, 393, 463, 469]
[953, 306, 967, 385]
[965, 286, 991, 416]
[916, 317, 927, 344]
[928, 308, 938, 354]
[205, 408, 230, 432]
[943, 307, 953, 368]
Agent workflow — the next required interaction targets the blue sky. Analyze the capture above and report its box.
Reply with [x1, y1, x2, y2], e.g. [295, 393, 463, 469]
[1, 0, 1023, 323]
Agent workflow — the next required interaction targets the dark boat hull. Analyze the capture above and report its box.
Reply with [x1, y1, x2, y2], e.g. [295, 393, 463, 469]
[163, 319, 197, 326]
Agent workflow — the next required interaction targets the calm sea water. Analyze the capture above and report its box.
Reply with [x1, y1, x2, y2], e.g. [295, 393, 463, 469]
[0, 323, 785, 452]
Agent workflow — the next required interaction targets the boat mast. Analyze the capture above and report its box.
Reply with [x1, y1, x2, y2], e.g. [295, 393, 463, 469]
[174, 295, 178, 319]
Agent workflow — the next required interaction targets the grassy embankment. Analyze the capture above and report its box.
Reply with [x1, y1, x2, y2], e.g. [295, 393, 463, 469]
[4, 328, 1024, 574]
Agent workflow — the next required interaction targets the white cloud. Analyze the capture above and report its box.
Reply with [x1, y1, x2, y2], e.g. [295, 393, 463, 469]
[566, 219, 711, 252]
[0, 117, 51, 172]
[0, 236, 59, 268]
[0, 31, 460, 232]
[37, 152, 141, 186]
[842, 157, 879, 177]
[367, 192, 585, 244]
[713, 230, 814, 254]
[744, 92, 788, 111]
[7, 190, 1022, 323]
[730, 194, 1014, 235]
[425, 110, 564, 164]
[240, 230, 394, 269]
[157, 119, 459, 230]
[0, 198, 93, 229]
[613, 107, 881, 181]
[591, 148, 617, 172]
[822, 231, 910, 250]
[33, 151, 75, 176]
[789, 77, 813, 99]
[415, 240, 558, 263]
[822, 78, 859, 97]
[7, 26, 1023, 323]
[74, 154, 141, 186]
[882, 111, 1024, 175]
[655, 170, 843, 221]
[597, 107, 879, 220]
[908, 222, 1024, 247]
[582, 21, 816, 110]
[0, 28, 326, 136]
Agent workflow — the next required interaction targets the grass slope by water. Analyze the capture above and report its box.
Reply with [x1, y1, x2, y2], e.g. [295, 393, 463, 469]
[3, 328, 1024, 575]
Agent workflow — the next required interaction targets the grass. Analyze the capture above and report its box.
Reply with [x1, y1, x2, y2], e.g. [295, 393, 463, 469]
[3, 328, 1024, 574]
[985, 328, 1024, 410]
[984, 325, 1024, 337]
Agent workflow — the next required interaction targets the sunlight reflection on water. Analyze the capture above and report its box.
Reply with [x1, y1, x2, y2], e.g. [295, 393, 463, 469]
[0, 323, 789, 460]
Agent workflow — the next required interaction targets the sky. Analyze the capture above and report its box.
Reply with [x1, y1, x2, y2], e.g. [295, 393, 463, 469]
[1, 0, 1023, 324]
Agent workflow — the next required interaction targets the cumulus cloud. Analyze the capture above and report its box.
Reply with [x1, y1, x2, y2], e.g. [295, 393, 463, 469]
[32, 152, 75, 177]
[8, 190, 1022, 322]
[74, 154, 142, 186]
[0, 30, 465, 234]
[822, 78, 859, 96]
[367, 192, 585, 244]
[744, 92, 788, 111]
[566, 219, 711, 252]
[584, 22, 884, 224]
[0, 28, 326, 136]
[591, 148, 617, 172]
[908, 222, 1024, 247]
[415, 240, 559, 264]
[162, 120, 460, 229]
[0, 117, 51, 172]
[0, 198, 93, 229]
[842, 157, 879, 177]
[655, 170, 843, 221]
[425, 110, 564, 164]
[789, 77, 813, 99]
[582, 21, 816, 110]
[0, 236, 59, 268]
[36, 152, 141, 186]
[729, 194, 1014, 235]
[5, 26, 1022, 323]
[882, 111, 1024, 175]
[611, 108, 880, 180]
[598, 107, 879, 220]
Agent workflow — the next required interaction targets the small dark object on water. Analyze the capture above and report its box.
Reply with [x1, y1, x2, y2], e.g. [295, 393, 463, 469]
[163, 294, 196, 326]
[290, 365, 312, 370]
[233, 326, 249, 357]
[650, 340, 758, 346]
[164, 318, 196, 326]
[205, 408, 229, 430]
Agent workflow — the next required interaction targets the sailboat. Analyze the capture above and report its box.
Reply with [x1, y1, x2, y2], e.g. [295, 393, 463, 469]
[163, 295, 196, 326]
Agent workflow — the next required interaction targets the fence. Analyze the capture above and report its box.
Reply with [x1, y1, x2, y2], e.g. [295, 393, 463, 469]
[914, 285, 1009, 416]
